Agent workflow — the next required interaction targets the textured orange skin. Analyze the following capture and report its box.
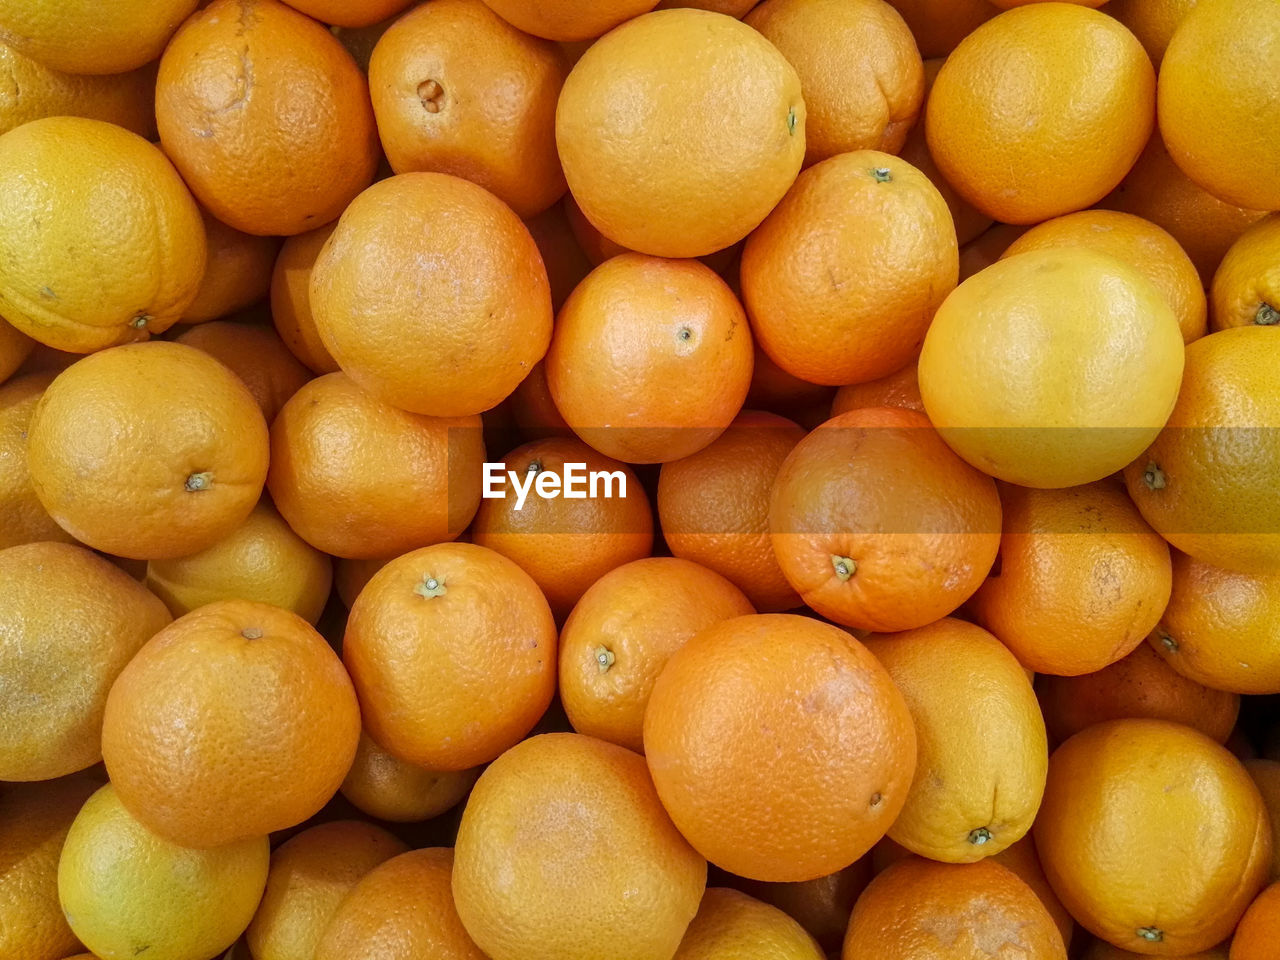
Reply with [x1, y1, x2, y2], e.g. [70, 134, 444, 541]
[968, 481, 1172, 677]
[645, 614, 917, 882]
[742, 150, 958, 387]
[1211, 214, 1280, 331]
[1227, 881, 1280, 960]
[746, 0, 923, 164]
[270, 222, 340, 374]
[658, 411, 806, 612]
[174, 321, 312, 424]
[926, 4, 1154, 224]
[1159, 0, 1280, 211]
[843, 858, 1067, 960]
[728, 861, 873, 954]
[1004, 210, 1207, 344]
[472, 436, 652, 618]
[1034, 719, 1272, 956]
[831, 363, 924, 417]
[559, 557, 754, 752]
[0, 543, 170, 782]
[0, 372, 71, 549]
[1124, 327, 1280, 575]
[481, 0, 658, 41]
[562, 191, 631, 266]
[993, 837, 1076, 949]
[310, 173, 552, 418]
[883, 0, 996, 57]
[182, 212, 280, 325]
[0, 777, 99, 960]
[156, 0, 380, 236]
[27, 341, 269, 560]
[546, 253, 754, 464]
[1245, 760, 1280, 882]
[0, 0, 196, 74]
[344, 542, 557, 770]
[268, 372, 484, 559]
[101, 599, 360, 849]
[340, 732, 479, 823]
[453, 733, 707, 960]
[673, 888, 825, 959]
[863, 619, 1048, 863]
[280, 0, 415, 27]
[369, 0, 568, 218]
[0, 316, 32, 382]
[1037, 641, 1240, 746]
[1106, 0, 1197, 65]
[770, 407, 1001, 633]
[556, 9, 805, 258]
[656, 0, 758, 15]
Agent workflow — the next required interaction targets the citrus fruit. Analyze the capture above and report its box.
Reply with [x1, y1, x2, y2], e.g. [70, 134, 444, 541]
[281, 0, 415, 27]
[508, 361, 574, 440]
[343, 542, 557, 770]
[1106, 0, 1199, 65]
[0, 315, 32, 382]
[522, 203, 593, 312]
[181, 213, 280, 325]
[656, 0, 758, 14]
[920, 248, 1185, 488]
[958, 222, 1029, 280]
[334, 556, 392, 608]
[884, 0, 995, 57]
[452, 732, 707, 960]
[269, 223, 340, 374]
[485, 0, 659, 40]
[1246, 759, 1280, 882]
[0, 0, 197, 74]
[830, 363, 924, 417]
[744, 342, 837, 427]
[993, 837, 1076, 949]
[673, 887, 825, 960]
[0, 372, 72, 548]
[101, 599, 361, 848]
[769, 407, 1001, 632]
[339, 732, 480, 823]
[1083, 943, 1227, 960]
[727, 864, 872, 954]
[1228, 881, 1280, 960]
[555, 8, 805, 257]
[173, 321, 313, 423]
[1211, 214, 1280, 331]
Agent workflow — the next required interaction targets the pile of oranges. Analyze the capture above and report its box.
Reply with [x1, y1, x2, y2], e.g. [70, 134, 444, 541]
[3, 0, 1280, 958]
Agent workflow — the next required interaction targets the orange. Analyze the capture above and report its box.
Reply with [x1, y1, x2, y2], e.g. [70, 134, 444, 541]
[1211, 214, 1280, 331]
[1151, 551, 1280, 695]
[267, 372, 484, 559]
[1102, 133, 1266, 285]
[769, 407, 1000, 633]
[742, 150, 957, 386]
[471, 436, 653, 618]
[316, 848, 487, 960]
[545, 253, 754, 463]
[1124, 327, 1280, 574]
[0, 372, 72, 548]
[0, 0, 196, 74]
[452, 732, 706, 960]
[310, 173, 552, 417]
[968, 481, 1172, 676]
[522, 203, 593, 312]
[745, 342, 837, 426]
[863, 619, 1047, 863]
[993, 837, 1076, 949]
[926, 4, 1154, 224]
[657, 411, 806, 612]
[883, 0, 996, 57]
[144, 500, 332, 624]
[745, 0, 923, 163]
[842, 857, 1067, 960]
[657, 0, 758, 14]
[1034, 719, 1271, 955]
[508, 361, 574, 440]
[174, 320, 313, 423]
[245, 820, 407, 960]
[1231, 883, 1280, 960]
[920, 248, 1185, 488]
[1003, 210, 1207, 344]
[280, 0, 416, 27]
[270, 223, 341, 374]
[556, 9, 805, 257]
[0, 776, 98, 960]
[559, 557, 755, 752]
[334, 555, 392, 608]
[673, 888, 825, 960]
[830, 363, 924, 417]
[344, 542, 556, 770]
[991, 0, 1105, 5]
[340, 732, 480, 823]
[27, 341, 269, 560]
[1037, 641, 1240, 746]
[1107, 0, 1198, 65]
[0, 316, 32, 383]
[101, 599, 361, 848]
[369, 0, 568, 218]
[562, 191, 632, 265]
[156, 0, 380, 236]
[480, 0, 659, 41]
[645, 614, 917, 882]
[182, 211, 280, 325]
[0, 117, 206, 353]
[1158, 0, 1280, 212]
[1246, 760, 1280, 881]
[958, 221, 1029, 280]
[728, 862, 872, 954]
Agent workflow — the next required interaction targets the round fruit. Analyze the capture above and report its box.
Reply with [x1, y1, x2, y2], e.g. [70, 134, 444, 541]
[545, 253, 753, 463]
[0, 316, 32, 382]
[156, 0, 380, 236]
[280, 0, 415, 27]
[556, 8, 805, 258]
[0, 542, 170, 781]
[310, 173, 552, 417]
[883, 0, 995, 58]
[27, 341, 269, 560]
[340, 732, 480, 823]
[58, 784, 269, 960]
[657, 0, 758, 14]
[769, 407, 1000, 632]
[508, 361, 574, 440]
[480, 0, 658, 41]
[174, 321, 313, 423]
[1246, 759, 1280, 882]
[1226, 881, 1280, 960]
[452, 732, 707, 960]
[101, 600, 361, 848]
[926, 4, 1154, 223]
[1211, 214, 1280, 331]
[181, 213, 280, 325]
[343, 542, 557, 770]
[1158, 0, 1280, 212]
[830, 363, 924, 416]
[673, 888, 825, 960]
[369, 0, 568, 218]
[0, 0, 196, 74]
[267, 372, 484, 559]
[0, 372, 72, 549]
[245, 820, 407, 960]
[991, 0, 1105, 5]
[863, 619, 1048, 863]
[741, 150, 958, 386]
[645, 614, 916, 882]
[0, 117, 205, 352]
[1107, 0, 1199, 65]
[920, 248, 1185, 488]
[993, 837, 1076, 949]
[745, 0, 923, 163]
[270, 223, 340, 374]
[1124, 327, 1280, 574]
[1034, 719, 1271, 955]
[522, 203, 593, 312]
[728, 863, 872, 955]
